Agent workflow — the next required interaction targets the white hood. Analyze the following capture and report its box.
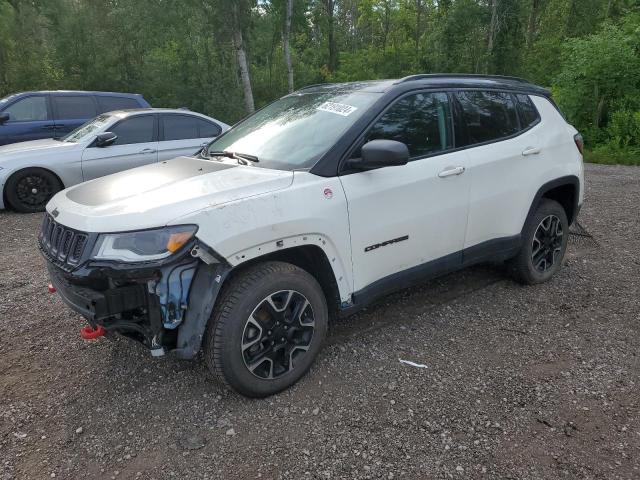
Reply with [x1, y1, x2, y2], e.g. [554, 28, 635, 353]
[47, 156, 294, 232]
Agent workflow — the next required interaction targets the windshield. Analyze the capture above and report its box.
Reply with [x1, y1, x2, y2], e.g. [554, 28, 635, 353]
[61, 114, 112, 143]
[0, 94, 18, 107]
[207, 90, 381, 170]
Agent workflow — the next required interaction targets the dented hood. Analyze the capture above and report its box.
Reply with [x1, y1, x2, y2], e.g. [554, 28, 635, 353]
[47, 156, 294, 232]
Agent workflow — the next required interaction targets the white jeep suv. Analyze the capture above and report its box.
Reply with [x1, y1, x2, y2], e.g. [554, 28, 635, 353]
[40, 75, 584, 397]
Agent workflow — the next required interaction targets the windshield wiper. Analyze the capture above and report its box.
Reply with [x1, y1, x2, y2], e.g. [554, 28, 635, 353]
[209, 150, 259, 165]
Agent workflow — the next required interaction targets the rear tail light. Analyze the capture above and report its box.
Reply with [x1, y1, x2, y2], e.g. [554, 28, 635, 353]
[574, 133, 584, 155]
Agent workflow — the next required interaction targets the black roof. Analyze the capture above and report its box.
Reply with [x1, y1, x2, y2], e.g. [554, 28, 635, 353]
[298, 74, 550, 97]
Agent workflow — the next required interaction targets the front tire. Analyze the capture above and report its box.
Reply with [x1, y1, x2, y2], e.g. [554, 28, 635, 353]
[5, 168, 62, 213]
[203, 261, 328, 398]
[509, 199, 569, 285]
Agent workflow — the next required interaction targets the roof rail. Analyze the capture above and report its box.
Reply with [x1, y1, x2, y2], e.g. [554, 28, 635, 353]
[396, 73, 531, 84]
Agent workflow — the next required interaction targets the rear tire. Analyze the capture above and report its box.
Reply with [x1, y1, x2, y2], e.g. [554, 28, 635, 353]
[203, 261, 328, 398]
[5, 168, 62, 213]
[508, 199, 569, 285]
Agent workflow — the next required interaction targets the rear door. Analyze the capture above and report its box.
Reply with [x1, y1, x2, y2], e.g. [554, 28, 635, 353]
[51, 94, 98, 137]
[80, 114, 158, 181]
[455, 91, 542, 251]
[158, 113, 222, 160]
[0, 94, 54, 145]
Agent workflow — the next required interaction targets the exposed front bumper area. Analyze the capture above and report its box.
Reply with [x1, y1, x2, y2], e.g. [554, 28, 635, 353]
[40, 215, 231, 358]
[48, 264, 148, 321]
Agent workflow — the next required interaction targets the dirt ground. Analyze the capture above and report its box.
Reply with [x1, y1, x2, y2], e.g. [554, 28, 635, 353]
[1, 163, 639, 480]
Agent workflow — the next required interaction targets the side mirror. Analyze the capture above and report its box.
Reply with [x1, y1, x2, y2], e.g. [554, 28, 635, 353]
[0, 112, 10, 124]
[95, 132, 117, 147]
[347, 139, 409, 170]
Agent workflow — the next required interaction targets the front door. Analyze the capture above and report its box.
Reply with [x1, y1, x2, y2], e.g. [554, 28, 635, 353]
[81, 114, 158, 181]
[0, 94, 55, 145]
[339, 91, 471, 294]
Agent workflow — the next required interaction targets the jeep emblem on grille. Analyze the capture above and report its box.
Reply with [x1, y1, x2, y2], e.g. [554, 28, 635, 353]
[51, 208, 59, 218]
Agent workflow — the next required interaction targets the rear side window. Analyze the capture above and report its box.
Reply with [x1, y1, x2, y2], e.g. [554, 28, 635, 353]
[196, 118, 221, 137]
[97, 96, 142, 113]
[365, 92, 452, 158]
[163, 115, 221, 140]
[111, 115, 155, 145]
[52, 96, 97, 120]
[515, 94, 541, 129]
[4, 96, 49, 121]
[162, 115, 199, 141]
[455, 91, 519, 145]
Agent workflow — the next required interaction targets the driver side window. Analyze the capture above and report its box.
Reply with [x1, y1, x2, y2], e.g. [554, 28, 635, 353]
[359, 92, 452, 159]
[110, 115, 155, 145]
[5, 96, 49, 122]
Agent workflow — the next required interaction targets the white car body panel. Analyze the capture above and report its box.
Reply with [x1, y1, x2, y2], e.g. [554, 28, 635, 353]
[0, 109, 229, 210]
[171, 171, 354, 302]
[339, 149, 471, 292]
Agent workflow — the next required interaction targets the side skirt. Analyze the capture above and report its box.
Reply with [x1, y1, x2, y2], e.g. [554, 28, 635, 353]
[340, 234, 521, 317]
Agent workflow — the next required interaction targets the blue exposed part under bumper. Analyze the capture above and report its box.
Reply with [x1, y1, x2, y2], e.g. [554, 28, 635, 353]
[154, 260, 198, 329]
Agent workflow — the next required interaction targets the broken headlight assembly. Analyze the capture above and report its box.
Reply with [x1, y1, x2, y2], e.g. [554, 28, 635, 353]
[91, 225, 198, 263]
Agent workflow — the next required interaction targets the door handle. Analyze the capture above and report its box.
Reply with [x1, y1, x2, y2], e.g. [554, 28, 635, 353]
[438, 166, 465, 178]
[522, 147, 541, 156]
[139, 148, 157, 154]
[41, 125, 55, 130]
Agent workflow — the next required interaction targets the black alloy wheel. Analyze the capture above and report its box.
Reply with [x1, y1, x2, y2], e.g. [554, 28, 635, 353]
[531, 214, 564, 273]
[204, 261, 328, 398]
[6, 168, 62, 213]
[242, 290, 315, 379]
[508, 198, 569, 285]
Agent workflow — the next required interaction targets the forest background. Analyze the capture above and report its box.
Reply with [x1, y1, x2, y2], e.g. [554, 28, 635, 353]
[1, 0, 639, 164]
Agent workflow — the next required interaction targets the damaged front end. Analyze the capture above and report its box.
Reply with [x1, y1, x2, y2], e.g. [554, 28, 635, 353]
[38, 214, 230, 359]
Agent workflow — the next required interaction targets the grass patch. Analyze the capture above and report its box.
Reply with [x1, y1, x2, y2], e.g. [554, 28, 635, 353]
[584, 147, 640, 166]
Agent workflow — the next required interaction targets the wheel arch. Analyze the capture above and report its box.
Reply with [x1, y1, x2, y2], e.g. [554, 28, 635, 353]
[3, 166, 66, 209]
[174, 243, 343, 360]
[225, 244, 342, 319]
[524, 175, 580, 228]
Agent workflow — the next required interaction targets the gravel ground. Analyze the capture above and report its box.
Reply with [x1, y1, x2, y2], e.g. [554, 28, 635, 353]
[1, 163, 639, 480]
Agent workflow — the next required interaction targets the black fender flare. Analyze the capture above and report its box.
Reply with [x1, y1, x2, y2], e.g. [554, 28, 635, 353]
[523, 175, 581, 228]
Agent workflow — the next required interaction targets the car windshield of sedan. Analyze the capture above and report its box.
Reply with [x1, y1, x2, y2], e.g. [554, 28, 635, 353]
[206, 90, 381, 170]
[61, 114, 113, 143]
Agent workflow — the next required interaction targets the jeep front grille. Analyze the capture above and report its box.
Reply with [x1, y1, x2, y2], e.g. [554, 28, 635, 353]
[38, 215, 89, 271]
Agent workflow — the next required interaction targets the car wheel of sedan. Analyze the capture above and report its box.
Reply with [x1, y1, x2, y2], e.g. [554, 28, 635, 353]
[5, 168, 62, 213]
[204, 261, 328, 398]
[509, 199, 569, 285]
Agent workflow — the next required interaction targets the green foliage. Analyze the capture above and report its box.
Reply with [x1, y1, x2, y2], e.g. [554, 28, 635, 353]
[0, 0, 639, 165]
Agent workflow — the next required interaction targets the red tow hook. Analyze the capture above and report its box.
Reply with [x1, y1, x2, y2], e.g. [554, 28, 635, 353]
[47, 284, 56, 294]
[80, 325, 106, 340]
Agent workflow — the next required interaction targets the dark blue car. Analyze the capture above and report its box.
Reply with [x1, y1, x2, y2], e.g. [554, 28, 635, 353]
[0, 91, 151, 146]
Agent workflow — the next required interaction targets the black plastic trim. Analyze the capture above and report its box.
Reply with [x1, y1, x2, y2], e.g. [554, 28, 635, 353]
[524, 175, 581, 226]
[48, 264, 148, 321]
[342, 234, 522, 316]
[173, 262, 232, 359]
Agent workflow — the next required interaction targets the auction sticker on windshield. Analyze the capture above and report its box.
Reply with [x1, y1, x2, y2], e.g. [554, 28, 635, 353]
[317, 102, 358, 116]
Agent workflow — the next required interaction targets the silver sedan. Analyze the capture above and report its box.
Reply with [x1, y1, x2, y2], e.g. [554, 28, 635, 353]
[0, 108, 229, 212]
